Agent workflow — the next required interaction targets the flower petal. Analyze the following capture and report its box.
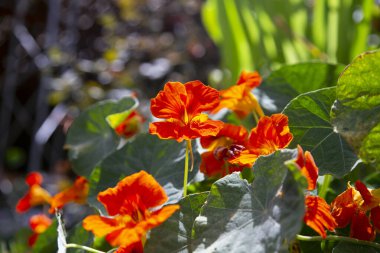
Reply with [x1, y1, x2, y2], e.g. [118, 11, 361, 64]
[295, 146, 319, 191]
[189, 114, 224, 138]
[98, 171, 168, 216]
[16, 185, 52, 213]
[200, 123, 248, 150]
[370, 206, 380, 231]
[82, 215, 126, 239]
[49, 177, 89, 213]
[350, 210, 375, 241]
[184, 80, 220, 117]
[236, 70, 262, 88]
[115, 242, 144, 253]
[29, 214, 52, 233]
[331, 187, 357, 228]
[229, 150, 258, 167]
[26, 172, 43, 186]
[304, 195, 336, 238]
[150, 82, 187, 119]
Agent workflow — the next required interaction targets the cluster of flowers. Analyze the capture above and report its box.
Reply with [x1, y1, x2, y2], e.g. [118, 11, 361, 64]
[16, 71, 380, 252]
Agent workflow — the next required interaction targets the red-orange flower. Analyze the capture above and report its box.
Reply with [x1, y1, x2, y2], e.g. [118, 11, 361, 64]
[304, 195, 337, 238]
[115, 111, 145, 139]
[229, 114, 293, 167]
[212, 70, 264, 119]
[82, 171, 179, 251]
[294, 146, 337, 238]
[149, 81, 224, 142]
[331, 180, 380, 241]
[49, 176, 89, 213]
[200, 124, 248, 178]
[16, 172, 52, 213]
[28, 214, 52, 246]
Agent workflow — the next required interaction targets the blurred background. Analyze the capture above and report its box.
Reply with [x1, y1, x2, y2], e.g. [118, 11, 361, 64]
[0, 0, 379, 246]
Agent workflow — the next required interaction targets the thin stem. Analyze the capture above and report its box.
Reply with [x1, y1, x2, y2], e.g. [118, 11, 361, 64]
[296, 235, 380, 250]
[183, 140, 190, 197]
[188, 140, 194, 172]
[318, 174, 333, 199]
[65, 243, 106, 253]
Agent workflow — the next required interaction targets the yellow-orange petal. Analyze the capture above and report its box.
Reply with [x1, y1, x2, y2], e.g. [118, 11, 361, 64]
[49, 176, 89, 213]
[98, 171, 168, 216]
[350, 210, 375, 241]
[16, 184, 52, 213]
[29, 214, 52, 233]
[229, 150, 257, 167]
[236, 70, 262, 88]
[331, 187, 357, 228]
[200, 123, 248, 150]
[189, 114, 224, 138]
[141, 204, 180, 231]
[304, 195, 337, 238]
[150, 82, 187, 120]
[247, 114, 293, 155]
[82, 215, 126, 239]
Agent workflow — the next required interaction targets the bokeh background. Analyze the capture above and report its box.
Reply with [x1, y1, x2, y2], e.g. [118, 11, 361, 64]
[0, 0, 379, 247]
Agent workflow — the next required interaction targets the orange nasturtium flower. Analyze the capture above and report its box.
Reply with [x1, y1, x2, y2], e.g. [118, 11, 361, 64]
[229, 114, 293, 167]
[200, 123, 248, 178]
[149, 80, 224, 142]
[295, 146, 337, 238]
[49, 176, 89, 213]
[16, 172, 52, 213]
[28, 214, 52, 246]
[211, 70, 264, 119]
[115, 111, 145, 139]
[82, 171, 179, 252]
[331, 180, 380, 241]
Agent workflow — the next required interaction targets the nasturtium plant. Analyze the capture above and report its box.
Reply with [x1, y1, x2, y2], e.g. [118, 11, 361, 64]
[66, 97, 137, 177]
[283, 87, 358, 177]
[332, 50, 380, 169]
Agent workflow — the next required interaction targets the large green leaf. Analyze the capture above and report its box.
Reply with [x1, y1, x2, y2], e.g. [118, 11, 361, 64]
[331, 50, 380, 169]
[145, 192, 209, 253]
[336, 50, 380, 109]
[191, 149, 305, 252]
[283, 87, 358, 177]
[88, 134, 200, 211]
[258, 63, 344, 113]
[66, 97, 137, 177]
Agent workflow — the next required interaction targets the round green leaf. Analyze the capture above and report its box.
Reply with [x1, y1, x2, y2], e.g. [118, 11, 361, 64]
[145, 192, 209, 253]
[283, 87, 358, 177]
[259, 63, 344, 113]
[66, 97, 137, 177]
[336, 50, 380, 109]
[191, 149, 305, 252]
[88, 133, 200, 211]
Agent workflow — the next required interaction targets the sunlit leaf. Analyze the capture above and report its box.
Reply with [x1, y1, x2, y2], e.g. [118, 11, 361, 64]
[192, 149, 305, 252]
[66, 97, 137, 177]
[283, 87, 358, 177]
[259, 63, 343, 113]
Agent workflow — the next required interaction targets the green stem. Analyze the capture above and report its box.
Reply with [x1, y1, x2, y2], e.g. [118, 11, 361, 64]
[183, 140, 190, 197]
[65, 243, 106, 253]
[296, 235, 380, 250]
[318, 174, 333, 199]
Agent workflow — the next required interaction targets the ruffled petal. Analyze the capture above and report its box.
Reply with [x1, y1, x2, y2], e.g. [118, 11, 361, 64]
[304, 195, 336, 238]
[82, 215, 126, 239]
[140, 205, 180, 231]
[189, 114, 224, 138]
[150, 82, 187, 119]
[115, 242, 144, 253]
[200, 123, 248, 150]
[350, 210, 375, 241]
[149, 120, 183, 141]
[184, 80, 220, 117]
[236, 70, 262, 88]
[331, 187, 357, 228]
[98, 171, 168, 216]
[49, 176, 89, 213]
[229, 150, 258, 167]
[295, 146, 319, 191]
